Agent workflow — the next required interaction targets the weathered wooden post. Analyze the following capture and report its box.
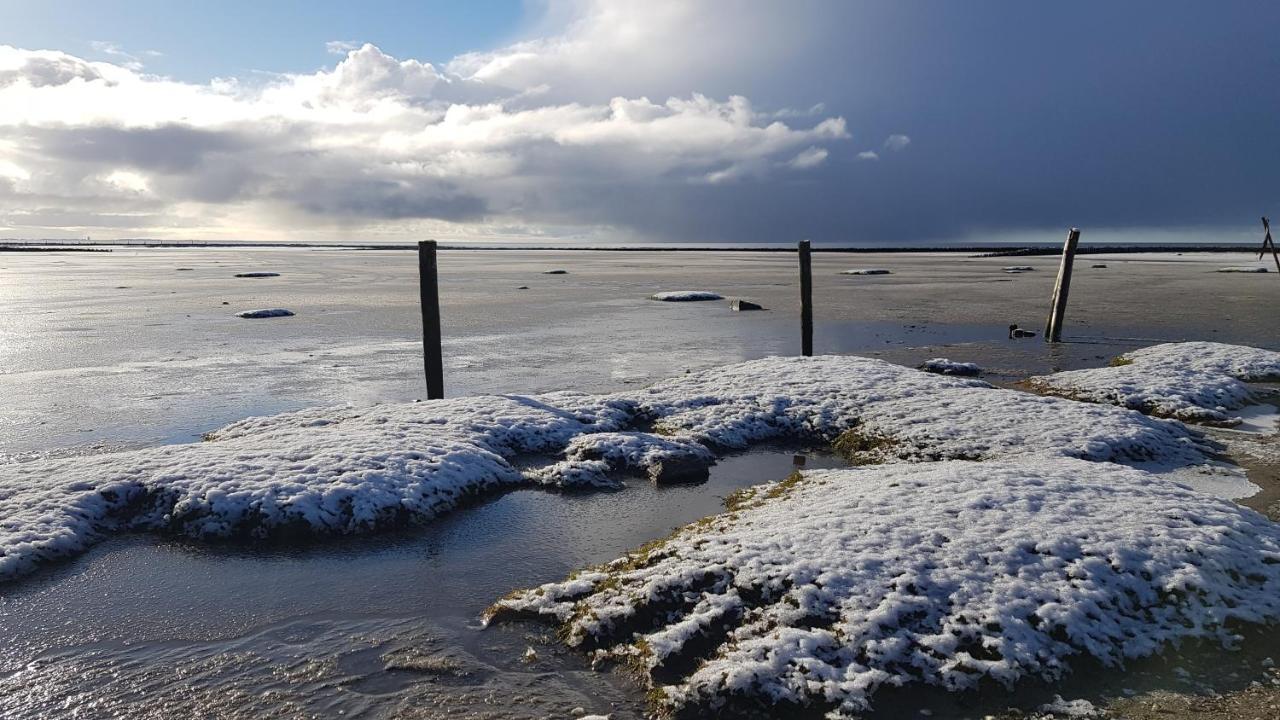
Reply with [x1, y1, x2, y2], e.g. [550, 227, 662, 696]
[1260, 217, 1280, 273]
[418, 240, 444, 399]
[799, 239, 813, 356]
[1044, 227, 1081, 343]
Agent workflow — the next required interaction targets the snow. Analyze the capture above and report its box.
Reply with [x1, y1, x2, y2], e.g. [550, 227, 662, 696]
[489, 458, 1280, 717]
[919, 358, 981, 376]
[650, 291, 723, 301]
[233, 271, 280, 278]
[0, 354, 1226, 583]
[529, 432, 715, 488]
[1003, 265, 1036, 271]
[235, 308, 295, 318]
[1029, 342, 1280, 425]
[840, 268, 891, 275]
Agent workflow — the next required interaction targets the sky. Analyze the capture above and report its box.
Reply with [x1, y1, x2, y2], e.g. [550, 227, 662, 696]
[1, 0, 1277, 244]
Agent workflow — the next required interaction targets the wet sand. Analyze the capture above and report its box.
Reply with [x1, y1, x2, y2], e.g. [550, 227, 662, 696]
[2, 247, 1275, 457]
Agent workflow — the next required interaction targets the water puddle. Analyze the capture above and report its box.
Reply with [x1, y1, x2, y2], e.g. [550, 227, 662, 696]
[1226, 402, 1280, 435]
[0, 447, 846, 718]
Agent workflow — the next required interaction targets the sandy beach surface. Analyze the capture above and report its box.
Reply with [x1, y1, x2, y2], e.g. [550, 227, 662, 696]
[1, 247, 1277, 719]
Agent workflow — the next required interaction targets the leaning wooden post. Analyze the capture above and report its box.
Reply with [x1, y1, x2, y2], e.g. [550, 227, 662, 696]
[418, 240, 444, 399]
[1260, 217, 1280, 274]
[799, 239, 814, 356]
[1044, 227, 1081, 343]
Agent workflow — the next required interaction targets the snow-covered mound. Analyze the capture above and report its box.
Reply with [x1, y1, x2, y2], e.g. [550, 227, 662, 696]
[0, 355, 1219, 583]
[487, 458, 1280, 717]
[631, 356, 1211, 468]
[840, 268, 891, 275]
[651, 291, 723, 301]
[235, 308, 294, 319]
[233, 271, 280, 278]
[1028, 342, 1280, 425]
[919, 357, 981, 376]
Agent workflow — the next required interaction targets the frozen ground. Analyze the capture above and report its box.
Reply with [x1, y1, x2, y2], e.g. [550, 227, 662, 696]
[2, 247, 1277, 457]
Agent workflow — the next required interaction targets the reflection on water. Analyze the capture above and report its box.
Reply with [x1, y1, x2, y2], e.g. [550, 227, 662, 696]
[0, 449, 846, 718]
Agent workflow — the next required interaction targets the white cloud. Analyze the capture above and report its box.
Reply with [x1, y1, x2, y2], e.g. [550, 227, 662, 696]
[0, 39, 848, 240]
[325, 40, 361, 55]
[884, 133, 911, 151]
[857, 150, 879, 161]
[788, 146, 828, 169]
[89, 41, 155, 71]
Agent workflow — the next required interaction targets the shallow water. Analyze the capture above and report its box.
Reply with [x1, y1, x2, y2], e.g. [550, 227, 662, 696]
[0, 448, 847, 718]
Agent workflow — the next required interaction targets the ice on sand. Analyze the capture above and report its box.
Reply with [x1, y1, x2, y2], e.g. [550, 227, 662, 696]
[1029, 341, 1280, 425]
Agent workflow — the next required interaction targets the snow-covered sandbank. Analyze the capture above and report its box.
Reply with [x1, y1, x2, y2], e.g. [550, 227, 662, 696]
[488, 458, 1280, 718]
[1028, 342, 1280, 425]
[0, 354, 1229, 583]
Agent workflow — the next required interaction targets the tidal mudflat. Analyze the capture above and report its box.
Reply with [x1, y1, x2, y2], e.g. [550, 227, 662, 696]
[2, 247, 1278, 719]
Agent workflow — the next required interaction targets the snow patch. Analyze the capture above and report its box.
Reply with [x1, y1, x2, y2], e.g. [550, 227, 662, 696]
[0, 354, 1229, 583]
[235, 308, 295, 319]
[650, 291, 723, 301]
[840, 268, 891, 275]
[489, 459, 1280, 717]
[1028, 342, 1280, 425]
[919, 358, 981, 376]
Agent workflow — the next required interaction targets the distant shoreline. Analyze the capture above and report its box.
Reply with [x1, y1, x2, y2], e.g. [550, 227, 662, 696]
[0, 240, 1266, 257]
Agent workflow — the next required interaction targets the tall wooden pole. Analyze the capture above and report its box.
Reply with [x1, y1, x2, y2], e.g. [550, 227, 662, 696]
[799, 239, 813, 356]
[1044, 227, 1081, 343]
[418, 240, 444, 399]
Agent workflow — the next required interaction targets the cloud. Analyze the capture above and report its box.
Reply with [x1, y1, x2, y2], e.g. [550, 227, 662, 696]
[883, 134, 910, 151]
[788, 146, 828, 169]
[325, 40, 361, 55]
[0, 40, 847, 239]
[0, 47, 104, 87]
[89, 41, 157, 71]
[6, 1, 1277, 243]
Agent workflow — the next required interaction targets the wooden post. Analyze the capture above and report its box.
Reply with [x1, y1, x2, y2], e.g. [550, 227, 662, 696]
[418, 240, 444, 399]
[1044, 227, 1081, 343]
[1260, 217, 1280, 273]
[799, 239, 813, 356]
